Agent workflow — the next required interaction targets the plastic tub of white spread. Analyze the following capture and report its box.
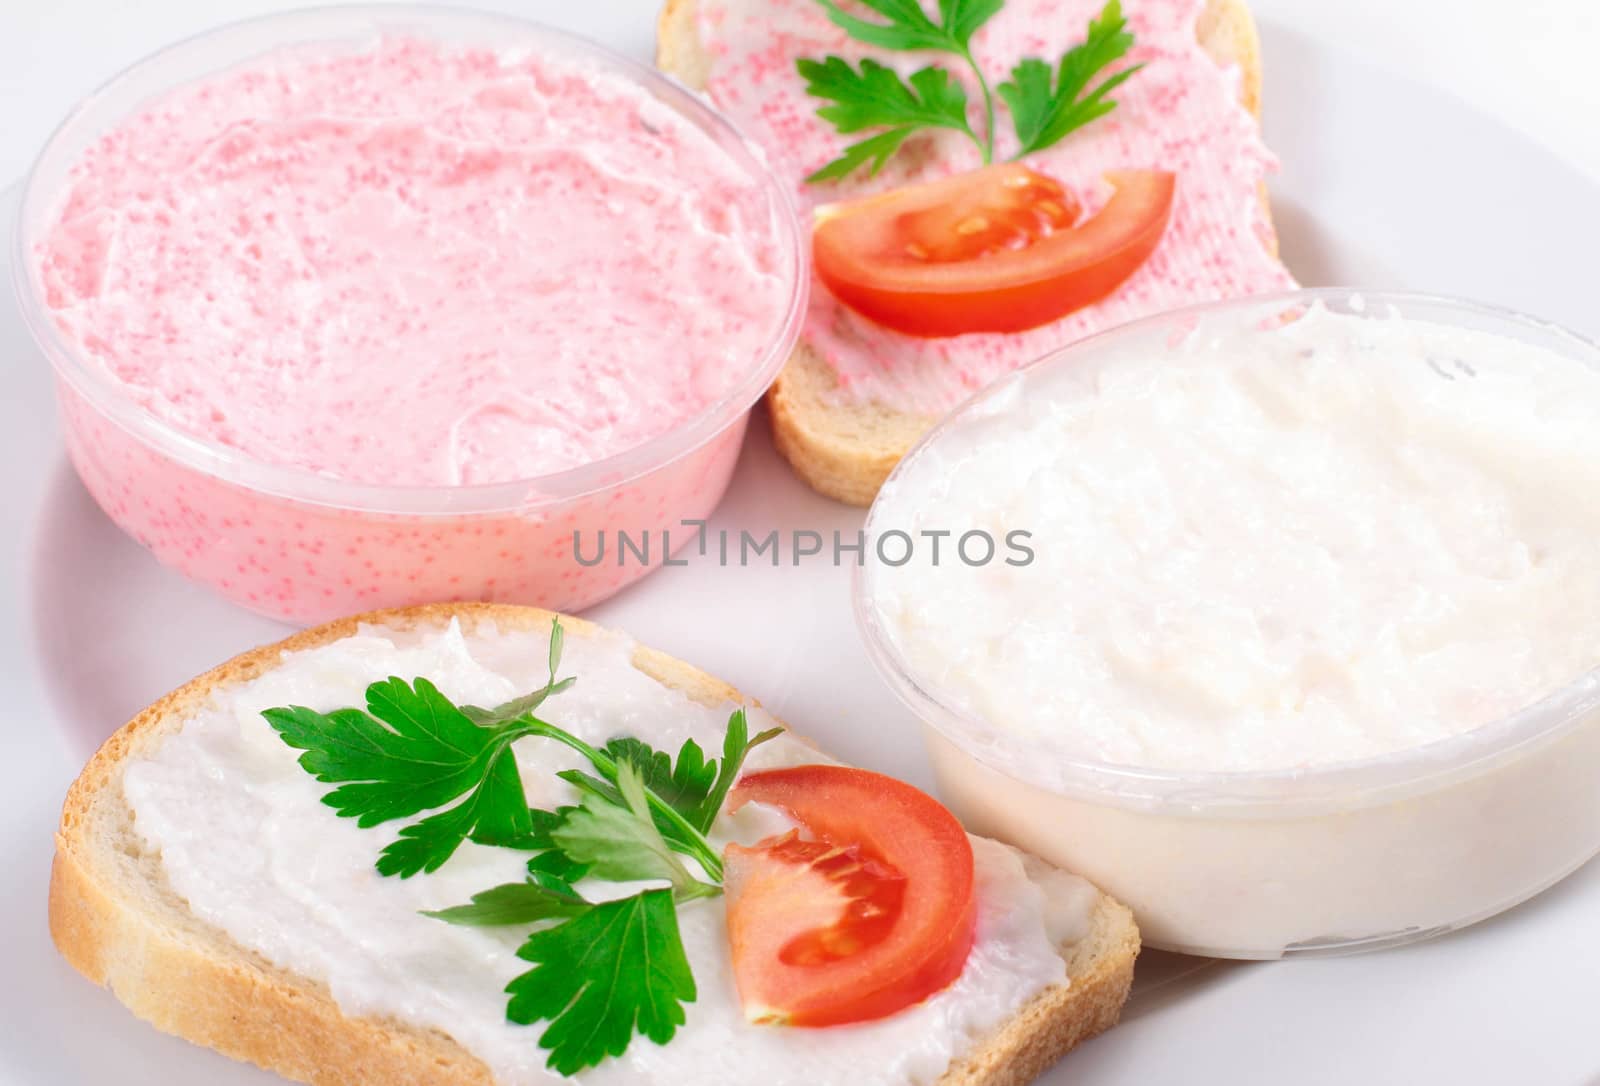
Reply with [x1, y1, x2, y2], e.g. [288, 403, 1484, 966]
[856, 289, 1600, 959]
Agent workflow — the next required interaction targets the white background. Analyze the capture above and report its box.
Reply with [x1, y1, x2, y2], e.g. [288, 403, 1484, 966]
[3, 3, 1599, 1086]
[3, 0, 1599, 185]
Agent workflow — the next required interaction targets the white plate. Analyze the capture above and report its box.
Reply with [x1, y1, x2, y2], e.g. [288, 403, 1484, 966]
[3, 9, 1599, 1085]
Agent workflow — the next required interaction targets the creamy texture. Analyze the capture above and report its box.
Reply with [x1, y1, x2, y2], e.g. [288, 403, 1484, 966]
[868, 305, 1600, 775]
[38, 36, 790, 485]
[698, 0, 1295, 413]
[123, 621, 1085, 1085]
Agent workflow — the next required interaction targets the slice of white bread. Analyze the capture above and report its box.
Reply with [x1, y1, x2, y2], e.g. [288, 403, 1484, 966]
[50, 602, 1139, 1086]
[658, 0, 1278, 506]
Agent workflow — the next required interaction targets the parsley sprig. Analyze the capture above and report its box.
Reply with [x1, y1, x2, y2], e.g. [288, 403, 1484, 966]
[263, 678, 543, 877]
[264, 619, 781, 1073]
[800, 0, 1142, 181]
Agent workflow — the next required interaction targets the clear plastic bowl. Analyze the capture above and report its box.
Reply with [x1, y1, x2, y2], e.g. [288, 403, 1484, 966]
[14, 5, 806, 625]
[855, 289, 1600, 959]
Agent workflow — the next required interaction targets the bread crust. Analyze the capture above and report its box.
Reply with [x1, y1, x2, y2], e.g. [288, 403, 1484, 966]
[51, 602, 1138, 1086]
[658, 0, 1276, 506]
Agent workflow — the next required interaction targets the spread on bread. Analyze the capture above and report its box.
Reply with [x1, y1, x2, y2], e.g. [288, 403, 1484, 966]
[799, 1, 1175, 336]
[262, 618, 982, 1068]
[115, 616, 1102, 1083]
[695, 0, 1296, 412]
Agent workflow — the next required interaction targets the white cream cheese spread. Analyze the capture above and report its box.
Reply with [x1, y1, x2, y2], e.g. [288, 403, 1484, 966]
[868, 303, 1600, 775]
[122, 619, 1088, 1084]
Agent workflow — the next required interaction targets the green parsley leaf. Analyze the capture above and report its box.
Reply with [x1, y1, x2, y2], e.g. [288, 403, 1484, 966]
[694, 708, 784, 832]
[539, 709, 781, 877]
[798, 57, 974, 181]
[603, 735, 716, 819]
[468, 807, 591, 885]
[551, 761, 711, 895]
[462, 618, 575, 726]
[799, 0, 1142, 179]
[807, 128, 920, 183]
[938, 0, 1005, 48]
[263, 677, 537, 878]
[545, 762, 726, 882]
[460, 677, 574, 726]
[470, 805, 563, 849]
[524, 843, 589, 884]
[507, 889, 695, 1075]
[816, 0, 954, 52]
[800, 0, 1004, 177]
[601, 709, 782, 834]
[998, 0, 1141, 156]
[379, 780, 522, 878]
[423, 870, 591, 927]
[816, 0, 1001, 52]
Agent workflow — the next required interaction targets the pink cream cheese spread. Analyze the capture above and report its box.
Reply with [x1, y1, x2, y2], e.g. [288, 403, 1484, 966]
[698, 0, 1298, 413]
[29, 29, 797, 623]
[38, 36, 790, 485]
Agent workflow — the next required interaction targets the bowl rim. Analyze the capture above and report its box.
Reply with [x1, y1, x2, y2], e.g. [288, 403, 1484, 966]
[12, 3, 809, 516]
[854, 287, 1600, 815]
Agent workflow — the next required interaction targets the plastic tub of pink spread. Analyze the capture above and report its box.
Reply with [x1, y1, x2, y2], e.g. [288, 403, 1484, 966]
[15, 5, 805, 624]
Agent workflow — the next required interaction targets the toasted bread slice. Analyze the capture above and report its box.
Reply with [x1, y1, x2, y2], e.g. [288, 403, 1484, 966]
[658, 0, 1277, 506]
[50, 603, 1139, 1086]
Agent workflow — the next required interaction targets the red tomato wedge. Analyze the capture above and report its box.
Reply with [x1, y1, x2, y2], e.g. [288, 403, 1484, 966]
[722, 764, 977, 1027]
[812, 164, 1176, 337]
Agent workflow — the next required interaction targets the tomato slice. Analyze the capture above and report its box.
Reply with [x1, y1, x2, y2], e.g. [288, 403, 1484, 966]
[812, 164, 1175, 337]
[722, 765, 977, 1027]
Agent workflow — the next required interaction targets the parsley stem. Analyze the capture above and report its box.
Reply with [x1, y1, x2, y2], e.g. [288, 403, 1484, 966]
[961, 45, 996, 164]
[676, 881, 724, 903]
[521, 718, 726, 883]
